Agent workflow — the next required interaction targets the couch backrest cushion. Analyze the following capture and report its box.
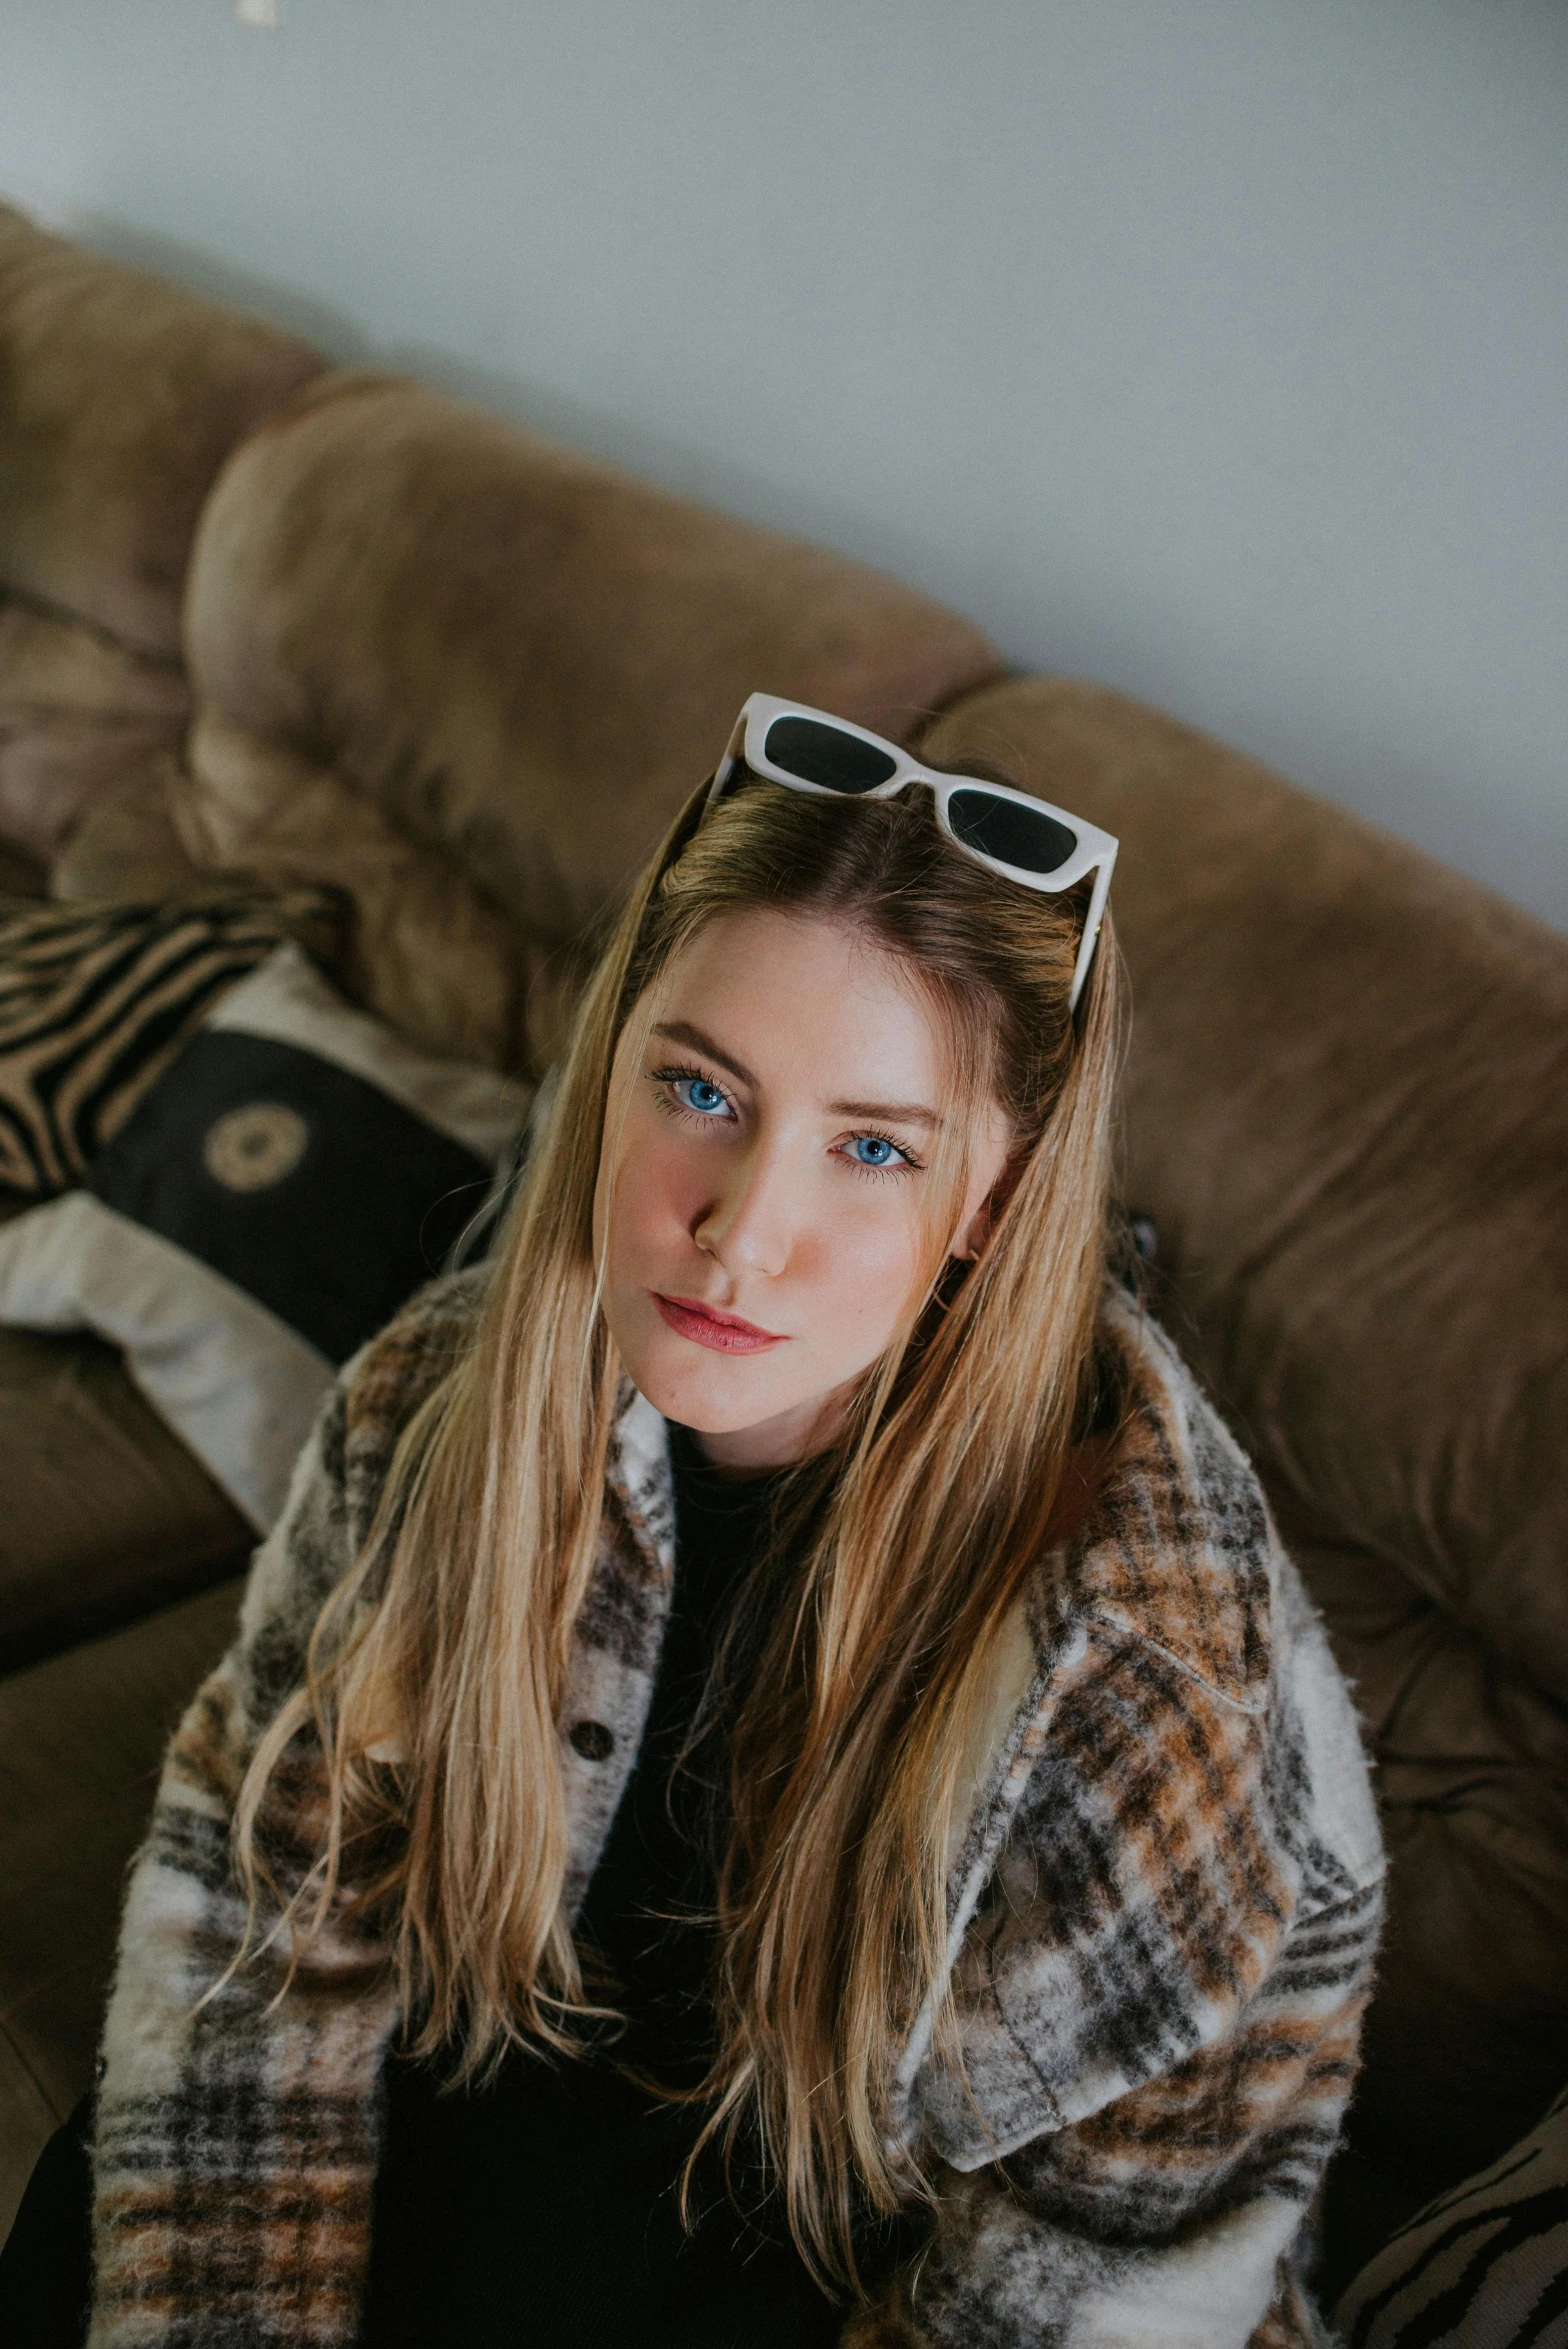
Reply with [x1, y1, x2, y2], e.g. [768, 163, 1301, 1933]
[182, 372, 1003, 945]
[167, 714, 540, 1074]
[921, 675, 1568, 1710]
[0, 597, 189, 875]
[0, 203, 321, 657]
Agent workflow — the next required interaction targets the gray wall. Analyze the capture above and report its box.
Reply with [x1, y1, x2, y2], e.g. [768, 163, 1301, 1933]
[5, 0, 1566, 926]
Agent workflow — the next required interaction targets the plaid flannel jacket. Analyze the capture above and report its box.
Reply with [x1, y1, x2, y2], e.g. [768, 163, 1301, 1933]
[88, 1269, 1384, 2347]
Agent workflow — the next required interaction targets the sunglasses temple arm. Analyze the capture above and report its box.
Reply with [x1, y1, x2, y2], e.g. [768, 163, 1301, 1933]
[1069, 854, 1116, 1015]
[706, 717, 750, 810]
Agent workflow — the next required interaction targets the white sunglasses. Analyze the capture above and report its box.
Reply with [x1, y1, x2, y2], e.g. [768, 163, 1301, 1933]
[708, 692, 1118, 1012]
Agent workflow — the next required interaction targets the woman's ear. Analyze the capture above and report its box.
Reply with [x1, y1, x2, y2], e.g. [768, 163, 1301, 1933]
[952, 1195, 994, 1264]
[952, 1151, 1021, 1263]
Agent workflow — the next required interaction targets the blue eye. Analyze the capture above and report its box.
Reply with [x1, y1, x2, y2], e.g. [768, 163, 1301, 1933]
[847, 1134, 905, 1168]
[672, 1075, 731, 1117]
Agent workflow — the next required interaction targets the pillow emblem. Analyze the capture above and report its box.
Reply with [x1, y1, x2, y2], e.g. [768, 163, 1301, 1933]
[203, 1102, 310, 1192]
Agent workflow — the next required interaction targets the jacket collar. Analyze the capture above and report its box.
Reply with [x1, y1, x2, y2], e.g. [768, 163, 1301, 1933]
[605, 1376, 678, 1584]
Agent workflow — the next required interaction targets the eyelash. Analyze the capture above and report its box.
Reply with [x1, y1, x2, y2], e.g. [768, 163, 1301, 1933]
[648, 1064, 923, 1178]
[844, 1126, 921, 1180]
[652, 1063, 736, 1127]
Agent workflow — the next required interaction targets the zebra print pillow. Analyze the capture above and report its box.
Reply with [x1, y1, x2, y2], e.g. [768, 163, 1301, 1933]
[1337, 2085, 1568, 2347]
[0, 890, 344, 1197]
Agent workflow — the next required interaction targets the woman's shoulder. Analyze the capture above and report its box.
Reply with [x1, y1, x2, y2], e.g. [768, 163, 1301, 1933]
[338, 1264, 492, 1541]
[233, 1267, 492, 1712]
[1046, 1289, 1300, 1712]
[1040, 1288, 1382, 1881]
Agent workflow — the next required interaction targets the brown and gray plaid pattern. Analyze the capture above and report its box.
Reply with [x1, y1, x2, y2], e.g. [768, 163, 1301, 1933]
[90, 1274, 1382, 2347]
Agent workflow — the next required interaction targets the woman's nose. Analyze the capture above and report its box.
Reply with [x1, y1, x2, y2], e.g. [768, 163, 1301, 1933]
[692, 1145, 793, 1279]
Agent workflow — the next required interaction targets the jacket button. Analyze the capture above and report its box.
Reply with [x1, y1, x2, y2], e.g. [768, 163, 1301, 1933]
[570, 1719, 614, 1762]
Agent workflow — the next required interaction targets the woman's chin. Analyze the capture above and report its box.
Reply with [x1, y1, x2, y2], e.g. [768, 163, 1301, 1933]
[622, 1335, 792, 1436]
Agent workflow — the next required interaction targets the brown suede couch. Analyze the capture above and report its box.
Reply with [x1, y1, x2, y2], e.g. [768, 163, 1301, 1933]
[1, 197, 1564, 2250]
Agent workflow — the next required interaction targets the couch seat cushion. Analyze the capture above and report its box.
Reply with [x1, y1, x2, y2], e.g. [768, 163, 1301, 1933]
[0, 1309, 249, 1673]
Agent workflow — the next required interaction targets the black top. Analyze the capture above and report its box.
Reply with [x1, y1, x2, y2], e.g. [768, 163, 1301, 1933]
[359, 1425, 845, 2349]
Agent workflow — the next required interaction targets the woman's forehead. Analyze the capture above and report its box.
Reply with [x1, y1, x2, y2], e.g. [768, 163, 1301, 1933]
[648, 908, 952, 1102]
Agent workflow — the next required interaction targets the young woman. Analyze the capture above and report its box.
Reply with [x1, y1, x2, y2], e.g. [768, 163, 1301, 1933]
[76, 698, 1381, 2345]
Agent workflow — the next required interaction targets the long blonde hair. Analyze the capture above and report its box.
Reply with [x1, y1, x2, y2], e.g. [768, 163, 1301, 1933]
[235, 771, 1124, 2288]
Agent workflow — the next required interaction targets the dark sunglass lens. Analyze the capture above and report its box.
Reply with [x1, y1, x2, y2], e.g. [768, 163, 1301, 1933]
[947, 788, 1078, 876]
[763, 716, 899, 794]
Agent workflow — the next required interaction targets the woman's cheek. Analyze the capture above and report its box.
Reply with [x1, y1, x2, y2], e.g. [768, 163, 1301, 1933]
[821, 1200, 926, 1351]
[613, 1124, 706, 1272]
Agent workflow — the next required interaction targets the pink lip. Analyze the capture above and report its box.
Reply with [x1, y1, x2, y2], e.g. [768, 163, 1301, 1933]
[653, 1293, 787, 1354]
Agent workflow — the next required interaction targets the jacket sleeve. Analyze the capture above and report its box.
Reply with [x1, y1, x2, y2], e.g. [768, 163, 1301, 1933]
[88, 1376, 400, 2349]
[849, 1854, 1379, 2348]
[844, 1346, 1386, 2349]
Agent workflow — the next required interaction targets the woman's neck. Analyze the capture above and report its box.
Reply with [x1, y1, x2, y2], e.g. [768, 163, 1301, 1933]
[687, 1375, 854, 1475]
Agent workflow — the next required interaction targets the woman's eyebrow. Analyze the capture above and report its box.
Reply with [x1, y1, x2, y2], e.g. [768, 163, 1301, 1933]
[652, 1019, 759, 1088]
[828, 1097, 943, 1129]
[653, 1021, 941, 1127]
